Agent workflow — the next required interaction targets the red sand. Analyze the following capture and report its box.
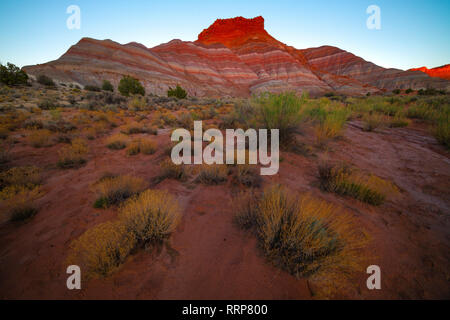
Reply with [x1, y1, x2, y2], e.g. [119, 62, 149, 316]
[0, 122, 449, 299]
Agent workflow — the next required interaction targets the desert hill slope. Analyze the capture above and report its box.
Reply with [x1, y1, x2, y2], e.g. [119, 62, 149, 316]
[23, 16, 450, 96]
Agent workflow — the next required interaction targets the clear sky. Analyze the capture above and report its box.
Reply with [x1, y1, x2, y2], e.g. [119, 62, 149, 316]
[0, 0, 449, 70]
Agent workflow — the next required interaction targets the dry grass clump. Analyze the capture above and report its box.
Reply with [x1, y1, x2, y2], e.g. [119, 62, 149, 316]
[120, 121, 153, 135]
[126, 141, 141, 156]
[119, 189, 181, 246]
[27, 129, 53, 147]
[234, 185, 368, 296]
[318, 162, 398, 205]
[314, 109, 349, 146]
[234, 164, 262, 188]
[66, 221, 136, 279]
[389, 112, 409, 128]
[0, 185, 43, 222]
[139, 139, 157, 155]
[195, 164, 228, 185]
[106, 133, 129, 150]
[362, 113, 385, 132]
[93, 175, 147, 208]
[125, 139, 157, 156]
[158, 159, 188, 182]
[0, 166, 42, 189]
[0, 125, 9, 140]
[57, 138, 89, 168]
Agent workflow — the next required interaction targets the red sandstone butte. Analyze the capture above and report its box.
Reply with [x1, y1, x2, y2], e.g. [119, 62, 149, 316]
[409, 64, 450, 80]
[23, 16, 450, 96]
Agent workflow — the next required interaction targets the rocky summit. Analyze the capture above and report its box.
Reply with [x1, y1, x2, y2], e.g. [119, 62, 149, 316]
[23, 16, 449, 97]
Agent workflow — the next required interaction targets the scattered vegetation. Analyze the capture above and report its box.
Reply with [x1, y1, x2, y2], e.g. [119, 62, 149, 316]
[57, 138, 89, 168]
[106, 133, 129, 150]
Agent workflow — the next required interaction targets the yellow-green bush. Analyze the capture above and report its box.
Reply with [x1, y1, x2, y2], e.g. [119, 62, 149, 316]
[106, 133, 129, 150]
[119, 189, 181, 245]
[66, 221, 136, 279]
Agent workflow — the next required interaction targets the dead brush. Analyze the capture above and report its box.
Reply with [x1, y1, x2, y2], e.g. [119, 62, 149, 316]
[93, 175, 147, 208]
[66, 220, 136, 279]
[118, 189, 181, 246]
[234, 185, 369, 297]
[157, 159, 189, 182]
[234, 164, 262, 188]
[57, 138, 89, 169]
[106, 133, 129, 150]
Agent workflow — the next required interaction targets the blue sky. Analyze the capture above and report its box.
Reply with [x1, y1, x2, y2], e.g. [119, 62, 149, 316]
[0, 0, 449, 70]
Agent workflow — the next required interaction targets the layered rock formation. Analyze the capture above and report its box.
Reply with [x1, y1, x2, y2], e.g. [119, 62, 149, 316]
[23, 16, 449, 96]
[409, 64, 450, 80]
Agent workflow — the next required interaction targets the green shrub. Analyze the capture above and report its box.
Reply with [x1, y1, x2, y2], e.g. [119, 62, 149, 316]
[102, 80, 114, 92]
[0, 63, 28, 86]
[433, 113, 449, 148]
[167, 85, 187, 99]
[118, 75, 145, 97]
[254, 92, 304, 145]
[392, 89, 401, 95]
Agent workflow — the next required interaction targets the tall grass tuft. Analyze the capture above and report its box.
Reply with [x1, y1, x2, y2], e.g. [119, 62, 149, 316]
[234, 185, 369, 297]
[318, 162, 398, 205]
